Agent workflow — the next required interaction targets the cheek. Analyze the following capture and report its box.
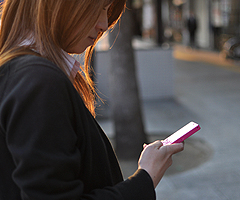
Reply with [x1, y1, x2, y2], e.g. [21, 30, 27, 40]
[65, 25, 96, 54]
[66, 39, 89, 54]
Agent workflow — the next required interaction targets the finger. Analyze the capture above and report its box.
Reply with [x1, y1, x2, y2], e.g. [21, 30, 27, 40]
[148, 140, 163, 149]
[143, 143, 147, 149]
[167, 142, 184, 154]
[157, 141, 163, 149]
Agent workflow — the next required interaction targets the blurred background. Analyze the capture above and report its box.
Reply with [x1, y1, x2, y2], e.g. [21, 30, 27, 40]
[97, 0, 240, 52]
[93, 0, 240, 199]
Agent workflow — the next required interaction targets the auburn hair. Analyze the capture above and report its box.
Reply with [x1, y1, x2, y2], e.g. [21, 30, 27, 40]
[0, 0, 126, 116]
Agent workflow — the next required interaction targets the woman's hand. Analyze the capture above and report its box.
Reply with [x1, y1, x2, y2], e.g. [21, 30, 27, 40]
[138, 140, 184, 188]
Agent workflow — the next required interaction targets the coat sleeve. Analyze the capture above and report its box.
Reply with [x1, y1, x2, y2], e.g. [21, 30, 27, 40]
[2, 60, 156, 200]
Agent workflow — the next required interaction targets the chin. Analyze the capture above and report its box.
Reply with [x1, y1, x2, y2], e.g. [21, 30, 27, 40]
[69, 45, 91, 54]
[67, 48, 86, 54]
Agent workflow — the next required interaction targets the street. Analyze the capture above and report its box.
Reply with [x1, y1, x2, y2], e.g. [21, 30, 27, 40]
[98, 47, 240, 199]
[153, 53, 240, 199]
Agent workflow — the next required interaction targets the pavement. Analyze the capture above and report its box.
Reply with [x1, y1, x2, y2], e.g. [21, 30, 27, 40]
[97, 45, 240, 200]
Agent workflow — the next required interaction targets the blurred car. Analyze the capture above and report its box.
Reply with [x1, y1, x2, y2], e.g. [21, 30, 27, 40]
[222, 37, 240, 60]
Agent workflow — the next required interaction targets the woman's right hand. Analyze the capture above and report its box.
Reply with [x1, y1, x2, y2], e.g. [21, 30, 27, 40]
[138, 140, 184, 188]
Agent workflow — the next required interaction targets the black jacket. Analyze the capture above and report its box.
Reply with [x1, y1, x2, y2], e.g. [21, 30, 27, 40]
[0, 55, 155, 200]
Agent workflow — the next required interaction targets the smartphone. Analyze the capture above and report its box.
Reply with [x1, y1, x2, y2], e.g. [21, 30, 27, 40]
[162, 121, 201, 146]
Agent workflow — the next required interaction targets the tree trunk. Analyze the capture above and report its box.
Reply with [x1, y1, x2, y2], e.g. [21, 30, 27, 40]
[108, 0, 147, 160]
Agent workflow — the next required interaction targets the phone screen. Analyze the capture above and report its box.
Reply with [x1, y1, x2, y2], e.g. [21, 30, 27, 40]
[162, 122, 200, 145]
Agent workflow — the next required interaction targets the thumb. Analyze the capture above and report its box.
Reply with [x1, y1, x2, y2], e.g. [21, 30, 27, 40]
[165, 142, 184, 154]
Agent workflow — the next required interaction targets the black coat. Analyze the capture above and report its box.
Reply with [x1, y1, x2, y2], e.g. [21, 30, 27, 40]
[0, 55, 155, 200]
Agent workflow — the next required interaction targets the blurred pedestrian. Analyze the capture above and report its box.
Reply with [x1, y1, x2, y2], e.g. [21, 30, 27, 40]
[0, 0, 184, 199]
[187, 11, 198, 47]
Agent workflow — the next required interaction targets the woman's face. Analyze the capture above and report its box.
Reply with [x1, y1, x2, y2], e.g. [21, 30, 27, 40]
[67, 4, 111, 54]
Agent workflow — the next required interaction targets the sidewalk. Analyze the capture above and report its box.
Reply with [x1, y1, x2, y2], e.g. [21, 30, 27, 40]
[97, 45, 240, 199]
[155, 46, 240, 199]
[173, 44, 240, 72]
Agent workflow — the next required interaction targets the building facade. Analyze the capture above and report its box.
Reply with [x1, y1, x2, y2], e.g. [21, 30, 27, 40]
[139, 0, 240, 50]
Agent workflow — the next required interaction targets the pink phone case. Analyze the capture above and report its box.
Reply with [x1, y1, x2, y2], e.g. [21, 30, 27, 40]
[162, 121, 201, 146]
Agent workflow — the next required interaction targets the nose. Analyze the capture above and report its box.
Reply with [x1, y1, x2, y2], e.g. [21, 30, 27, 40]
[95, 10, 108, 32]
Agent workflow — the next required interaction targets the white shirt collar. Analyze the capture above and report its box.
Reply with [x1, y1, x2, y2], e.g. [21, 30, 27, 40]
[62, 50, 80, 79]
[20, 38, 80, 79]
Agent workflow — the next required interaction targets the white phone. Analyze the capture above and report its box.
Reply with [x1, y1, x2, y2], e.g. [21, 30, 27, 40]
[162, 121, 201, 146]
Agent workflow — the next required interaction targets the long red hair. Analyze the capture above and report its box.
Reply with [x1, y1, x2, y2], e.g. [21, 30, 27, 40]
[0, 0, 126, 116]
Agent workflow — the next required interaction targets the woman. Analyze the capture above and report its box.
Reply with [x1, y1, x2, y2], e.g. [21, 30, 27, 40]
[0, 0, 184, 199]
